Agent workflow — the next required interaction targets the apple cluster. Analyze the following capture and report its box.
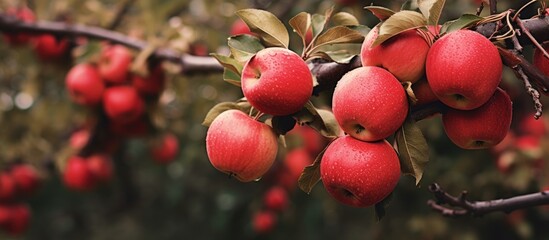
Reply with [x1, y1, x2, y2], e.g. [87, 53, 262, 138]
[0, 164, 40, 236]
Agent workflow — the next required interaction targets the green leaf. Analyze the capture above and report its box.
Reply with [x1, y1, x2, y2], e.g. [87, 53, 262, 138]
[202, 102, 245, 127]
[372, 10, 427, 47]
[311, 26, 364, 53]
[293, 102, 340, 138]
[310, 43, 361, 63]
[311, 6, 334, 39]
[223, 69, 241, 87]
[401, 0, 418, 10]
[331, 12, 359, 26]
[395, 117, 429, 185]
[364, 6, 396, 21]
[346, 25, 371, 36]
[440, 14, 483, 34]
[418, 0, 446, 26]
[289, 12, 312, 44]
[402, 81, 418, 105]
[236, 9, 290, 48]
[211, 53, 243, 74]
[298, 141, 332, 194]
[316, 109, 341, 137]
[228, 34, 265, 63]
[374, 192, 393, 221]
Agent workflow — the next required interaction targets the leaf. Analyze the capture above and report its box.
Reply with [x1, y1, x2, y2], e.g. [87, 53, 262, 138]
[374, 192, 393, 221]
[401, 0, 418, 10]
[311, 26, 364, 53]
[293, 102, 340, 138]
[372, 11, 427, 47]
[223, 69, 241, 87]
[289, 12, 312, 43]
[402, 81, 418, 105]
[317, 109, 341, 137]
[298, 141, 332, 194]
[211, 53, 243, 74]
[364, 6, 396, 21]
[331, 12, 359, 26]
[228, 34, 265, 63]
[395, 117, 429, 185]
[311, 6, 334, 39]
[309, 43, 362, 63]
[202, 102, 244, 127]
[236, 9, 290, 48]
[418, 0, 446, 26]
[440, 14, 483, 34]
[346, 25, 371, 36]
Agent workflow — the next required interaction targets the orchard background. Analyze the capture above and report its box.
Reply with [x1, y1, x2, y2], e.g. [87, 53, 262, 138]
[1, 0, 549, 239]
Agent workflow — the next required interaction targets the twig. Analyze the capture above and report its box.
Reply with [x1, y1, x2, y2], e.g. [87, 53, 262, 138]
[516, 67, 543, 119]
[489, 0, 498, 14]
[476, 3, 484, 16]
[107, 0, 135, 30]
[515, 17, 549, 60]
[427, 183, 549, 217]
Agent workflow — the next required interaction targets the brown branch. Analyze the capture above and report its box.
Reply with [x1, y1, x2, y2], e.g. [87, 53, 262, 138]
[489, 0, 498, 14]
[427, 183, 549, 217]
[516, 67, 543, 119]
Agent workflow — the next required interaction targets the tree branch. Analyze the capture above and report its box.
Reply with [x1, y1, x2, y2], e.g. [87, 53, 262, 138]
[427, 183, 549, 217]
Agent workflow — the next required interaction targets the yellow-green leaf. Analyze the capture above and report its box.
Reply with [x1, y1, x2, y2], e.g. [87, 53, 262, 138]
[211, 53, 243, 74]
[202, 102, 244, 127]
[418, 0, 446, 26]
[395, 117, 429, 186]
[402, 81, 418, 105]
[311, 26, 364, 53]
[440, 14, 483, 34]
[298, 141, 332, 194]
[223, 69, 241, 87]
[236, 9, 289, 48]
[332, 12, 359, 26]
[364, 6, 396, 21]
[372, 10, 427, 47]
[228, 34, 265, 63]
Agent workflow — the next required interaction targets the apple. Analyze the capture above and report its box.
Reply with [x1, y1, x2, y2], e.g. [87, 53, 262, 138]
[533, 43, 549, 77]
[151, 133, 179, 164]
[287, 125, 325, 156]
[5, 204, 30, 236]
[412, 78, 438, 106]
[241, 47, 313, 116]
[132, 65, 165, 96]
[0, 173, 16, 201]
[491, 130, 515, 156]
[99, 44, 133, 84]
[206, 110, 278, 182]
[263, 186, 288, 212]
[335, 0, 358, 6]
[277, 148, 313, 190]
[108, 117, 149, 137]
[63, 156, 95, 191]
[65, 63, 105, 106]
[305, 28, 313, 45]
[230, 19, 252, 36]
[320, 136, 401, 207]
[252, 210, 276, 234]
[33, 34, 69, 60]
[3, 7, 36, 45]
[86, 154, 113, 183]
[426, 29, 502, 110]
[332, 66, 408, 142]
[0, 205, 10, 226]
[103, 86, 145, 123]
[69, 129, 90, 149]
[515, 135, 543, 159]
[10, 165, 39, 195]
[442, 88, 512, 149]
[361, 27, 430, 83]
[518, 115, 547, 138]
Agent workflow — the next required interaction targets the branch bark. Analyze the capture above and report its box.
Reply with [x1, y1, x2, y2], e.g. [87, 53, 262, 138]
[427, 183, 549, 217]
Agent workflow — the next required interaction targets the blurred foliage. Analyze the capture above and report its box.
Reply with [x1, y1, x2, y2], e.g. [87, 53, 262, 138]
[0, 0, 548, 239]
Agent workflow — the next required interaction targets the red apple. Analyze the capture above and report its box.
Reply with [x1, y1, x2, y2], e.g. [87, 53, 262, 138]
[0, 173, 16, 201]
[33, 34, 69, 60]
[99, 44, 133, 84]
[151, 133, 179, 164]
[132, 65, 165, 96]
[0, 205, 10, 226]
[5, 204, 30, 236]
[533, 43, 549, 77]
[321, 136, 400, 207]
[287, 125, 325, 156]
[426, 29, 502, 110]
[3, 7, 36, 45]
[206, 110, 278, 182]
[305, 28, 313, 45]
[252, 210, 276, 234]
[65, 63, 105, 106]
[491, 130, 515, 156]
[10, 165, 39, 196]
[412, 78, 438, 106]
[86, 154, 113, 183]
[69, 129, 90, 149]
[335, 0, 358, 6]
[103, 86, 145, 123]
[277, 148, 313, 190]
[361, 27, 429, 83]
[230, 19, 252, 36]
[518, 115, 547, 138]
[63, 156, 95, 191]
[332, 66, 408, 142]
[241, 47, 313, 116]
[515, 135, 543, 159]
[442, 88, 512, 149]
[263, 186, 288, 212]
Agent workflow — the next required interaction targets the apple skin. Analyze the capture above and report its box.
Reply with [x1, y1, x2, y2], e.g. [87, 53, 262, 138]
[5, 204, 30, 236]
[518, 115, 547, 138]
[332, 66, 408, 142]
[151, 133, 179, 164]
[287, 125, 325, 156]
[4, 7, 36, 45]
[320, 136, 401, 207]
[533, 43, 549, 77]
[412, 78, 438, 106]
[206, 110, 278, 182]
[69, 129, 90, 149]
[426, 29, 502, 110]
[278, 148, 313, 190]
[10, 165, 40, 195]
[263, 186, 289, 212]
[230, 19, 252, 36]
[86, 154, 113, 183]
[132, 65, 165, 96]
[0, 173, 16, 201]
[241, 47, 313, 116]
[252, 210, 276, 234]
[65, 63, 105, 106]
[361, 27, 429, 83]
[442, 88, 512, 149]
[103, 86, 145, 123]
[33, 34, 69, 60]
[99, 44, 133, 84]
[63, 156, 95, 191]
[0, 205, 10, 226]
